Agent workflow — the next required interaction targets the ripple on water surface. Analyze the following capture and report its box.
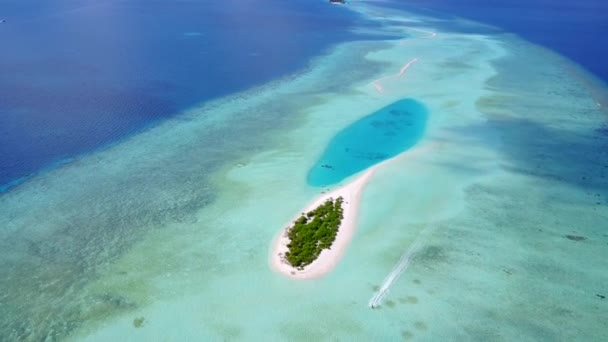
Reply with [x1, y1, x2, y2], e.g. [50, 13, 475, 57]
[307, 98, 428, 186]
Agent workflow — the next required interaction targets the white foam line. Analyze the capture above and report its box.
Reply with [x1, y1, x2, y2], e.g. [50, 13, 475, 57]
[408, 27, 438, 38]
[370, 20, 437, 91]
[371, 58, 418, 93]
[368, 226, 430, 309]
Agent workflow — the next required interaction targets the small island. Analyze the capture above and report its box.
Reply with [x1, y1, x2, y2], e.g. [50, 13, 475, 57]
[271, 166, 379, 279]
[285, 197, 344, 268]
[271, 147, 430, 279]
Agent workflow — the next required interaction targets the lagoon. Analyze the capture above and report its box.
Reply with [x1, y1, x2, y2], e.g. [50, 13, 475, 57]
[307, 99, 427, 186]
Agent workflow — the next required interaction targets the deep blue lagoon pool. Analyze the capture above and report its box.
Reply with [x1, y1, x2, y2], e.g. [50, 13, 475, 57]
[307, 99, 428, 187]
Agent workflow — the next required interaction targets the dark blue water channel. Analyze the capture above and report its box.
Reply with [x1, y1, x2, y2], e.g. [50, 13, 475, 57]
[307, 99, 428, 187]
[377, 0, 608, 82]
[0, 0, 383, 191]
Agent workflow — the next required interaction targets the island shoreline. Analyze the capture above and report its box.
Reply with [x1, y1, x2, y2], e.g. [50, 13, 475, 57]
[270, 166, 378, 280]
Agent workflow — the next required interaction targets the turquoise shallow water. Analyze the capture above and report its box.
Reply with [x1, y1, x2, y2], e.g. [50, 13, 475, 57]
[307, 99, 427, 186]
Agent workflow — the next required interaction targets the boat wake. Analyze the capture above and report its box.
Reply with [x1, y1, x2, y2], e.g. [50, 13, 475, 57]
[368, 227, 429, 309]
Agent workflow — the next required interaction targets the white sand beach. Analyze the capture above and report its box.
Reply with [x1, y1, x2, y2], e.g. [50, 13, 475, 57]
[270, 166, 377, 279]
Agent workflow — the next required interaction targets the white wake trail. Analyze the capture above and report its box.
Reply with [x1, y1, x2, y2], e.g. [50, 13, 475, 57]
[368, 228, 429, 309]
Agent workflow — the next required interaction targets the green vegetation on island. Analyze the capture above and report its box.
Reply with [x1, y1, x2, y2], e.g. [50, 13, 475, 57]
[285, 197, 344, 268]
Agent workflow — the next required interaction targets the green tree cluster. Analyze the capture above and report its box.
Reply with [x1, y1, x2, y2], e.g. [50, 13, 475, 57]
[285, 197, 344, 268]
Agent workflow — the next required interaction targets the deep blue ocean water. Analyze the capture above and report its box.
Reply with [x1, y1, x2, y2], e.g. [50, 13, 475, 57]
[307, 99, 427, 186]
[1, 0, 607, 191]
[0, 0, 380, 190]
[378, 0, 608, 82]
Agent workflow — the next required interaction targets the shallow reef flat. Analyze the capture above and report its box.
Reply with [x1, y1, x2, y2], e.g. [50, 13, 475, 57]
[0, 2, 606, 341]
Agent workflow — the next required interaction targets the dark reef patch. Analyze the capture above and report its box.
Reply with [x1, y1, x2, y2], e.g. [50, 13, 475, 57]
[415, 245, 449, 267]
[133, 317, 145, 328]
[414, 321, 428, 331]
[402, 330, 415, 340]
[454, 113, 608, 200]
[565, 235, 587, 241]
